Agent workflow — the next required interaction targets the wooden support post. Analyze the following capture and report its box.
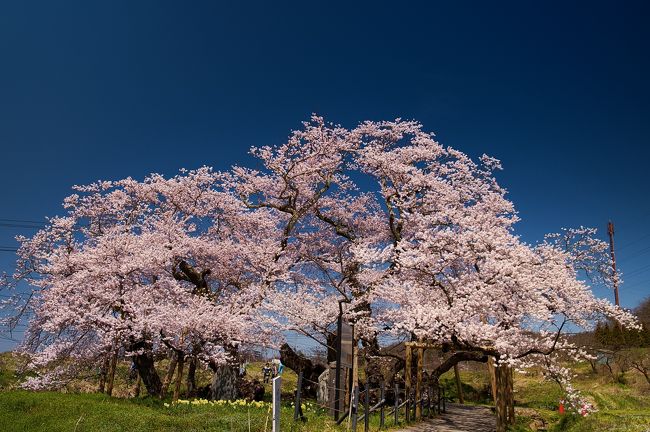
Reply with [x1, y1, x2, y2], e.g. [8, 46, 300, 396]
[405, 344, 411, 422]
[364, 386, 370, 432]
[495, 366, 507, 432]
[487, 356, 497, 403]
[442, 386, 446, 413]
[413, 388, 417, 420]
[494, 364, 516, 429]
[480, 316, 498, 405]
[394, 383, 399, 425]
[294, 371, 303, 422]
[416, 347, 423, 419]
[334, 309, 343, 421]
[506, 366, 515, 425]
[454, 364, 464, 404]
[379, 382, 385, 429]
[345, 367, 351, 415]
[352, 334, 358, 393]
[351, 385, 359, 432]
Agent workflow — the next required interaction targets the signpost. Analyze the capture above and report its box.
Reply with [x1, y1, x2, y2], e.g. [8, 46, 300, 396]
[272, 376, 281, 432]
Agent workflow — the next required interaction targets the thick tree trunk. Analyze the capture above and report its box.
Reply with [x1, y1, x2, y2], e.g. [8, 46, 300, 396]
[106, 348, 119, 396]
[98, 354, 110, 393]
[173, 353, 185, 402]
[132, 373, 142, 398]
[280, 343, 325, 398]
[161, 351, 178, 397]
[210, 364, 238, 400]
[186, 356, 197, 397]
[130, 339, 162, 398]
[362, 335, 387, 390]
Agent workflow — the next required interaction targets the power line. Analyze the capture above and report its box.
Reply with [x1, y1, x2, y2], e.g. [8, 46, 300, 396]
[0, 218, 45, 225]
[0, 223, 44, 229]
[617, 231, 650, 252]
[622, 277, 650, 291]
[619, 245, 650, 262]
[623, 262, 650, 279]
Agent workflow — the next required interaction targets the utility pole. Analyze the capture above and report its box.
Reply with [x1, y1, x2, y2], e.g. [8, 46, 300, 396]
[607, 221, 620, 306]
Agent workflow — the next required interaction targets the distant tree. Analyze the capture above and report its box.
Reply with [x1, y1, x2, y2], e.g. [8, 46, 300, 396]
[636, 297, 650, 325]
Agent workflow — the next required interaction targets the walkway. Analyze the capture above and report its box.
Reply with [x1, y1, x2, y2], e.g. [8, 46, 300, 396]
[396, 403, 495, 432]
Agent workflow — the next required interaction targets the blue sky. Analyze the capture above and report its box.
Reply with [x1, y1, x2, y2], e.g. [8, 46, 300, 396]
[1, 1, 649, 349]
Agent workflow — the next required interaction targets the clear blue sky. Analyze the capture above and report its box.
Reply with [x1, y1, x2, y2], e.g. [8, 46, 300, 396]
[1, 1, 649, 349]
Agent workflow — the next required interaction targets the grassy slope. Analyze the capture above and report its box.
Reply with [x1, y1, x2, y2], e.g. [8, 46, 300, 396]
[2, 352, 649, 431]
[0, 391, 339, 432]
[0, 353, 396, 432]
[0, 390, 399, 432]
[437, 360, 650, 432]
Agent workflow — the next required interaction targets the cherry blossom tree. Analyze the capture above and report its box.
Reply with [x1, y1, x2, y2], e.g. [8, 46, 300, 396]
[8, 168, 283, 397]
[348, 121, 637, 410]
[235, 117, 638, 417]
[2, 116, 638, 420]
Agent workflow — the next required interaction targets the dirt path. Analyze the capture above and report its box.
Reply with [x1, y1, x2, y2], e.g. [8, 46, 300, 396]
[395, 403, 495, 432]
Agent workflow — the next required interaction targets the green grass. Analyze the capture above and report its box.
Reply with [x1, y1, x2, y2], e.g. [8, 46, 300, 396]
[428, 359, 650, 432]
[0, 391, 330, 432]
[2, 352, 650, 431]
[509, 362, 650, 432]
[0, 390, 407, 432]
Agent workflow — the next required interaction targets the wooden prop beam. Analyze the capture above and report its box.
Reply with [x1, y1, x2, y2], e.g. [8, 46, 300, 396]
[415, 347, 423, 419]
